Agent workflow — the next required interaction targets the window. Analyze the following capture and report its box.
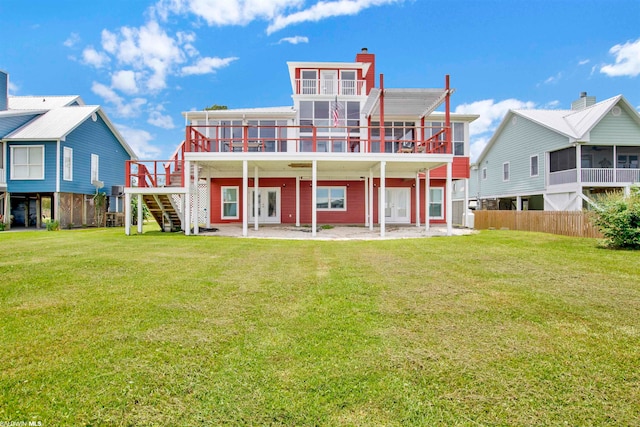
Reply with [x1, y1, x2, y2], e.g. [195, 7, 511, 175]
[453, 122, 464, 155]
[221, 187, 239, 219]
[11, 145, 44, 180]
[316, 187, 346, 211]
[530, 155, 538, 177]
[341, 70, 356, 95]
[503, 162, 510, 181]
[301, 70, 317, 94]
[91, 154, 99, 182]
[63, 147, 73, 181]
[429, 188, 444, 219]
[549, 147, 576, 173]
[482, 167, 487, 180]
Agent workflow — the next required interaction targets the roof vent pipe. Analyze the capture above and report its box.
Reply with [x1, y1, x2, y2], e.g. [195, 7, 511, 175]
[580, 91, 587, 98]
[361, 47, 368, 53]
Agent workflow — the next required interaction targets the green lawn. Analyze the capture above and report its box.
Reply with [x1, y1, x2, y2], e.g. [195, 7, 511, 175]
[1, 228, 639, 426]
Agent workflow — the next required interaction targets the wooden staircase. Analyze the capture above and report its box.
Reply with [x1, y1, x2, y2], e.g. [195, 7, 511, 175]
[143, 194, 182, 232]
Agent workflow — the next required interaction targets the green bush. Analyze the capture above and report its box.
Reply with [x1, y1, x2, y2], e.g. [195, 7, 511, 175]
[0, 222, 6, 231]
[590, 187, 640, 249]
[45, 219, 60, 231]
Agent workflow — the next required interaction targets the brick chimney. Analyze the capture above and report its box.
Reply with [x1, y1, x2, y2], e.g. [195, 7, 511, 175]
[355, 48, 375, 95]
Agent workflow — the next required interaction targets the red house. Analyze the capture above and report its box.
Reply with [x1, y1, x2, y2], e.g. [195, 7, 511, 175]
[125, 49, 478, 237]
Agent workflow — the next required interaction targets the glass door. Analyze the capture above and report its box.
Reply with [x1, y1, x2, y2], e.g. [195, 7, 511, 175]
[383, 188, 410, 223]
[249, 188, 281, 223]
[320, 70, 338, 95]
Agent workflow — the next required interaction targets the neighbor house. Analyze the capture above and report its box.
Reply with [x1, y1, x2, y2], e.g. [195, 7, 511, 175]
[470, 92, 640, 211]
[0, 70, 136, 229]
[125, 49, 478, 237]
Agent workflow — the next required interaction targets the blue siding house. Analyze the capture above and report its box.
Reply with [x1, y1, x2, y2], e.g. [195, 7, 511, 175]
[0, 70, 136, 229]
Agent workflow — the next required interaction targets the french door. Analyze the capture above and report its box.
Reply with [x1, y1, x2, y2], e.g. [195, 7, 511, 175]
[249, 188, 281, 223]
[383, 188, 411, 223]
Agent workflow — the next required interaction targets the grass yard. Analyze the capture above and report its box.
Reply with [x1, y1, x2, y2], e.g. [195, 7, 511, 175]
[1, 227, 639, 426]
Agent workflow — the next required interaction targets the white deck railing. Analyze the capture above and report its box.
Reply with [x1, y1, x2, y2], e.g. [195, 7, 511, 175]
[550, 168, 640, 185]
[295, 78, 366, 96]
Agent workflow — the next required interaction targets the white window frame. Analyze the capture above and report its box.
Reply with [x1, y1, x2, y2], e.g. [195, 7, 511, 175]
[530, 155, 539, 177]
[316, 186, 347, 211]
[503, 162, 510, 182]
[221, 186, 239, 219]
[91, 154, 99, 183]
[63, 147, 73, 181]
[301, 69, 318, 95]
[482, 167, 487, 180]
[10, 145, 44, 180]
[429, 187, 444, 219]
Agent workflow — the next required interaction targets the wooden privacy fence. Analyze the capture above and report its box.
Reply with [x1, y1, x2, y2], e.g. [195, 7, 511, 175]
[473, 210, 603, 238]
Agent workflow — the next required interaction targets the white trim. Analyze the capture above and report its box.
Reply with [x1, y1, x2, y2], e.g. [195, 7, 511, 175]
[429, 187, 444, 220]
[503, 161, 510, 182]
[90, 153, 99, 182]
[10, 144, 45, 180]
[221, 186, 240, 220]
[63, 146, 73, 181]
[530, 154, 539, 177]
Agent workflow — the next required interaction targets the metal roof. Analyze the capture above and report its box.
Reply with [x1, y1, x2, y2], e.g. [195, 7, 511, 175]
[184, 106, 296, 121]
[8, 95, 84, 110]
[5, 106, 99, 140]
[362, 88, 450, 119]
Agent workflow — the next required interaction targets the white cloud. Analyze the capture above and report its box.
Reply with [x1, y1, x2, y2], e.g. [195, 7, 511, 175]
[116, 124, 162, 158]
[578, 59, 590, 66]
[111, 70, 139, 95]
[267, 0, 400, 34]
[278, 35, 309, 44]
[600, 38, 640, 77]
[147, 110, 176, 129]
[91, 82, 147, 118]
[540, 72, 562, 86]
[64, 32, 81, 48]
[181, 56, 238, 75]
[455, 98, 537, 162]
[82, 46, 111, 68]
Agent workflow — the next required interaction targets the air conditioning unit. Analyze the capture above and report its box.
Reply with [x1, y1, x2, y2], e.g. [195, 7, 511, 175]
[111, 185, 124, 196]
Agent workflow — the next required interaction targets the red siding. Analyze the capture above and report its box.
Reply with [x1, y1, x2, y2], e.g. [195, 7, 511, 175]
[209, 177, 449, 225]
[355, 52, 375, 95]
[430, 157, 470, 179]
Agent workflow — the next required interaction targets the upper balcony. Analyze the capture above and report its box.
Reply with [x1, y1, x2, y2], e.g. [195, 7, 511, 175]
[548, 145, 640, 186]
[294, 78, 367, 96]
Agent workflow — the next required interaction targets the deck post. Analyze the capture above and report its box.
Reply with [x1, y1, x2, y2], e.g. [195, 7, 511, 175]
[312, 160, 317, 237]
[425, 170, 430, 232]
[380, 161, 386, 237]
[416, 174, 420, 227]
[137, 194, 143, 234]
[364, 176, 369, 227]
[295, 176, 300, 227]
[124, 192, 131, 235]
[184, 160, 191, 235]
[369, 168, 374, 231]
[242, 160, 248, 237]
[194, 162, 199, 235]
[446, 161, 453, 236]
[254, 166, 259, 231]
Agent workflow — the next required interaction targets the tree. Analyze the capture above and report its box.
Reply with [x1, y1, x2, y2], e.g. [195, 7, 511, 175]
[204, 104, 228, 110]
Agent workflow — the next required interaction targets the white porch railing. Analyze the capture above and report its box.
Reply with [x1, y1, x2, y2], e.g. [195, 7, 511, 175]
[295, 78, 366, 96]
[549, 169, 577, 185]
[581, 168, 640, 183]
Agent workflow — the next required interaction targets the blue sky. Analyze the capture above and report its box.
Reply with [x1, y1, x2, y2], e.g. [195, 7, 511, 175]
[1, 0, 638, 160]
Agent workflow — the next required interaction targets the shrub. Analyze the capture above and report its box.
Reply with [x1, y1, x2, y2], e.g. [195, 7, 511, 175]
[45, 219, 60, 231]
[0, 222, 5, 231]
[590, 187, 640, 249]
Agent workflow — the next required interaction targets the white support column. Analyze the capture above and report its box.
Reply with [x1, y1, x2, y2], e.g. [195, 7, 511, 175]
[254, 166, 259, 231]
[137, 194, 143, 234]
[295, 176, 300, 227]
[364, 177, 369, 226]
[415, 174, 420, 227]
[380, 161, 386, 238]
[369, 168, 374, 231]
[193, 162, 199, 235]
[312, 160, 317, 237]
[242, 160, 248, 237]
[516, 195, 522, 211]
[124, 192, 131, 235]
[425, 170, 430, 232]
[446, 161, 453, 236]
[184, 160, 191, 235]
[463, 178, 469, 227]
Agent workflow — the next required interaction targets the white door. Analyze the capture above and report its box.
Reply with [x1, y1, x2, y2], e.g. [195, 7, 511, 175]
[384, 188, 411, 223]
[320, 70, 338, 95]
[249, 188, 281, 223]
